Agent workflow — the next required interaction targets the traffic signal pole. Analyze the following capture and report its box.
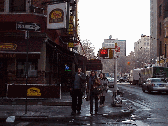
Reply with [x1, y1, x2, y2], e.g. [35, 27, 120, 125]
[112, 50, 122, 107]
[114, 56, 117, 93]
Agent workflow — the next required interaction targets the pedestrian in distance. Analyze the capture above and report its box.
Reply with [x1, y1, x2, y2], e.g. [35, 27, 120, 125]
[88, 70, 101, 115]
[70, 68, 86, 115]
[99, 73, 108, 107]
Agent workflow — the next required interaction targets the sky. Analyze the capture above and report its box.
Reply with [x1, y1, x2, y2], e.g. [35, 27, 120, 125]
[78, 0, 150, 56]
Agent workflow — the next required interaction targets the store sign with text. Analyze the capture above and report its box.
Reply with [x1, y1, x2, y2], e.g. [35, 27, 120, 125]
[0, 43, 17, 50]
[47, 3, 67, 29]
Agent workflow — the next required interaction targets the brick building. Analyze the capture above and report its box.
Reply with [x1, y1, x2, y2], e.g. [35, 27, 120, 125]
[0, 0, 87, 98]
[157, 0, 168, 66]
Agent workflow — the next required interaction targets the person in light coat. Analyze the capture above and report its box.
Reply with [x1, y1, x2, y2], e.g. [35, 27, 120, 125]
[99, 73, 108, 107]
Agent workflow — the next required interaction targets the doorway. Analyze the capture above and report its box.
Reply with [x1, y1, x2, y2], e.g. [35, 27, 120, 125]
[0, 59, 7, 97]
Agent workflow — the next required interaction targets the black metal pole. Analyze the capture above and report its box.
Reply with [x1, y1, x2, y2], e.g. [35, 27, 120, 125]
[25, 30, 29, 114]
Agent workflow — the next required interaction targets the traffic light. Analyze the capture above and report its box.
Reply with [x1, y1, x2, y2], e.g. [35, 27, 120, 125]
[99, 49, 108, 57]
[109, 49, 114, 59]
[127, 62, 130, 65]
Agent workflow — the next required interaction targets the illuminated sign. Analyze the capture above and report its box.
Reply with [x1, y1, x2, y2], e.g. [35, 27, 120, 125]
[27, 87, 41, 96]
[99, 49, 108, 57]
[0, 43, 17, 50]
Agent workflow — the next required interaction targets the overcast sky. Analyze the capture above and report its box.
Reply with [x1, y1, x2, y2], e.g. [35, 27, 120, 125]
[78, 0, 150, 56]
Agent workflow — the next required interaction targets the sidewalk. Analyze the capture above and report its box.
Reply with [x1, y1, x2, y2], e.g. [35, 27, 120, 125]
[0, 90, 134, 122]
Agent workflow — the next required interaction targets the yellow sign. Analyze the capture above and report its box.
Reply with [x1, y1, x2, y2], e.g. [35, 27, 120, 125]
[0, 43, 17, 50]
[27, 87, 41, 96]
[68, 43, 74, 47]
[68, 15, 74, 35]
[49, 9, 64, 23]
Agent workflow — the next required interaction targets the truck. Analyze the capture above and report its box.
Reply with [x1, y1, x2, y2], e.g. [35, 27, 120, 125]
[129, 69, 141, 85]
[139, 66, 168, 85]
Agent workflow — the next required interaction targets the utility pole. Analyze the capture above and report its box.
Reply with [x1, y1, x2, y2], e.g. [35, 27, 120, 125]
[114, 56, 117, 93]
[111, 45, 122, 107]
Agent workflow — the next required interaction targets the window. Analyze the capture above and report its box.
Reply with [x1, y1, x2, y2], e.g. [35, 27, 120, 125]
[159, 4, 162, 17]
[160, 41, 162, 56]
[17, 59, 38, 78]
[0, 0, 4, 12]
[159, 22, 162, 36]
[9, 0, 26, 12]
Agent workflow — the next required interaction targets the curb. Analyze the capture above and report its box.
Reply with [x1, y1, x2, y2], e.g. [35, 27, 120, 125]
[2, 109, 134, 123]
[0, 101, 72, 106]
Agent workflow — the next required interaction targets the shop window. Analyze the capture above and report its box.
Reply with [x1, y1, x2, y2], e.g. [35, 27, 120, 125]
[17, 59, 38, 78]
[9, 0, 26, 12]
[0, 0, 4, 12]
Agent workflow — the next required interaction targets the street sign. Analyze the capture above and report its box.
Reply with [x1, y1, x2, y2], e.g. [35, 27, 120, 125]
[16, 22, 41, 32]
[115, 46, 120, 52]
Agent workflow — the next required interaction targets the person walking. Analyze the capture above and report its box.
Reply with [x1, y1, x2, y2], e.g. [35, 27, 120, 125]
[99, 73, 108, 107]
[88, 70, 100, 115]
[70, 68, 86, 115]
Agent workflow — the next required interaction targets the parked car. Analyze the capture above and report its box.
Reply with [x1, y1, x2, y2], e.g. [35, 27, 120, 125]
[107, 77, 114, 88]
[142, 78, 168, 93]
[119, 76, 128, 83]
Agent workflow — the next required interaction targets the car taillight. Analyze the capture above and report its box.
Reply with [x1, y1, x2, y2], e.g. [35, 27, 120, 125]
[151, 83, 155, 87]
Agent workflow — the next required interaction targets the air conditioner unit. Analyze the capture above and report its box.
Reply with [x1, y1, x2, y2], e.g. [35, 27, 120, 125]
[28, 70, 37, 77]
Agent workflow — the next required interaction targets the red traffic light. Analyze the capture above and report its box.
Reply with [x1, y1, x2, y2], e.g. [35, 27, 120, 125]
[127, 62, 130, 65]
[99, 49, 108, 57]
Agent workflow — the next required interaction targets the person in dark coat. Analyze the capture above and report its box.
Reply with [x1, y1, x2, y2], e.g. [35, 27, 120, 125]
[88, 70, 100, 115]
[70, 68, 86, 115]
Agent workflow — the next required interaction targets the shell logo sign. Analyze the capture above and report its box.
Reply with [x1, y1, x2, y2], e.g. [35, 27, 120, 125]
[49, 9, 64, 23]
[27, 87, 41, 96]
[47, 3, 67, 29]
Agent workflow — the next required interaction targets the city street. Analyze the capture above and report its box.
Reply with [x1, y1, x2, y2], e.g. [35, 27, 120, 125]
[118, 82, 168, 126]
[1, 82, 167, 125]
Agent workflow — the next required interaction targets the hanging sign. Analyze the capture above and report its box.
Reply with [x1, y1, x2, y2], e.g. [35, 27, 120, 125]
[47, 3, 67, 29]
[68, 15, 74, 35]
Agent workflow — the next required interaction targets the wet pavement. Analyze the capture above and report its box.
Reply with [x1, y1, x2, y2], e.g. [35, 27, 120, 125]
[0, 89, 134, 125]
[3, 82, 167, 125]
[118, 83, 168, 126]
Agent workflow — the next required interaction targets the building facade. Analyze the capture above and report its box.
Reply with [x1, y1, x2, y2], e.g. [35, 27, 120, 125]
[0, 0, 87, 97]
[102, 38, 126, 57]
[150, 0, 157, 64]
[157, 0, 168, 66]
